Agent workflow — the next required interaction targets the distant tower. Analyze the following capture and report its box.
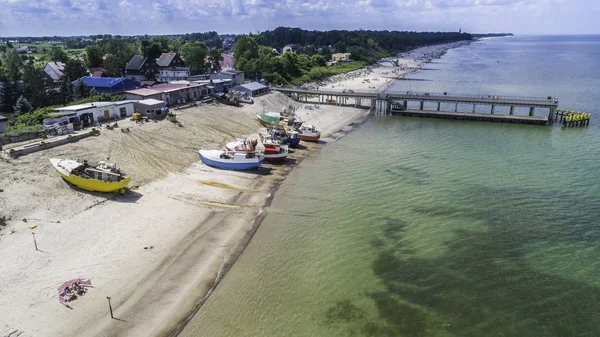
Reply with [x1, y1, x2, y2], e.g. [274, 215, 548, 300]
[459, 28, 462, 34]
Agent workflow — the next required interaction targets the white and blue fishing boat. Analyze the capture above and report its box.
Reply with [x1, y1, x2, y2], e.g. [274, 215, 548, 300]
[198, 150, 263, 170]
[266, 127, 301, 148]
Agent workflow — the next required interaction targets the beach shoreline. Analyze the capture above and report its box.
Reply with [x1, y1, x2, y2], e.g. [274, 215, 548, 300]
[0, 40, 470, 337]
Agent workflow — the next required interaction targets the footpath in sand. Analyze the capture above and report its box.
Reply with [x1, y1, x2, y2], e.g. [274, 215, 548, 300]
[0, 41, 467, 337]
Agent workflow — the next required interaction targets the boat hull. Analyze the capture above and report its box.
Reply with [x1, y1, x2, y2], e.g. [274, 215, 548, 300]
[50, 158, 130, 192]
[263, 152, 288, 162]
[287, 137, 301, 147]
[299, 134, 320, 142]
[199, 150, 263, 170]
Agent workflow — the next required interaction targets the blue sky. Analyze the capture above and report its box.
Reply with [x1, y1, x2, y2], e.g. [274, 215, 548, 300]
[0, 0, 596, 36]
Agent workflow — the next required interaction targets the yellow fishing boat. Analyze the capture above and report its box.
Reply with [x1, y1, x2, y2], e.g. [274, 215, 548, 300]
[50, 158, 131, 194]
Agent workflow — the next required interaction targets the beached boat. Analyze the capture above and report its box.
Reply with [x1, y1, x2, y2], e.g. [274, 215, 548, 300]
[50, 158, 130, 193]
[263, 134, 288, 150]
[299, 124, 321, 142]
[238, 96, 254, 104]
[285, 129, 301, 147]
[257, 112, 282, 127]
[225, 138, 259, 152]
[258, 112, 304, 129]
[266, 127, 300, 148]
[263, 145, 288, 162]
[198, 150, 263, 170]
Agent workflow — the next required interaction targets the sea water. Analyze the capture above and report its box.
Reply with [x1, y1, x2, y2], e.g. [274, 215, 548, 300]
[181, 35, 600, 337]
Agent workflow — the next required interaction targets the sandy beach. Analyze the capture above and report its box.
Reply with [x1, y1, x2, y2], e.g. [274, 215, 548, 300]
[0, 41, 468, 337]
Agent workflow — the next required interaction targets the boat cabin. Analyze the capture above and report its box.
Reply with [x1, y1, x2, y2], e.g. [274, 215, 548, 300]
[301, 125, 318, 133]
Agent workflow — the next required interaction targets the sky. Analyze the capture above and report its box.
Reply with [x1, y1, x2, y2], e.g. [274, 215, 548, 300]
[0, 0, 597, 37]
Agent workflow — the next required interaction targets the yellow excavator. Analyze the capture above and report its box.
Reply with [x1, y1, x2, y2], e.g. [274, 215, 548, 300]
[132, 110, 143, 122]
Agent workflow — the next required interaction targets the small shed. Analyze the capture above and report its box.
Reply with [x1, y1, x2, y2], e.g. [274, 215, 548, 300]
[0, 115, 8, 133]
[231, 82, 269, 98]
[135, 99, 167, 119]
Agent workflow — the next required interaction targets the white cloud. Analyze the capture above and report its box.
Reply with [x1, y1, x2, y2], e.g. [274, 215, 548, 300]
[0, 0, 595, 36]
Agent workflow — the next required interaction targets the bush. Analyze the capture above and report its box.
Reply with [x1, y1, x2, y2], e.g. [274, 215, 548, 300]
[0, 124, 44, 141]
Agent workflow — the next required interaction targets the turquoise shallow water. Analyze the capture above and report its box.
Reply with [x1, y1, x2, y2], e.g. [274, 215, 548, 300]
[181, 36, 600, 337]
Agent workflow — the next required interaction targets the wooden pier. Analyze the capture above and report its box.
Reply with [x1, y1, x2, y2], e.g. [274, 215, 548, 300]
[273, 87, 559, 125]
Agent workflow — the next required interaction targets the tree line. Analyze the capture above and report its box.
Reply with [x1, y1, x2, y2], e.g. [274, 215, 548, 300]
[233, 27, 473, 85]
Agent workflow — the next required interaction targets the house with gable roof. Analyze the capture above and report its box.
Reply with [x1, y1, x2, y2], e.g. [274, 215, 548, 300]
[156, 53, 189, 82]
[125, 55, 159, 81]
[44, 61, 65, 83]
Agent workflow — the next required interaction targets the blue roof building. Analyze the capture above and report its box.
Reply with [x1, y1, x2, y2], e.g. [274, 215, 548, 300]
[72, 77, 141, 95]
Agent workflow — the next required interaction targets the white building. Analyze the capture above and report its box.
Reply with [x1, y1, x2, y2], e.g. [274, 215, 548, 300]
[50, 101, 136, 126]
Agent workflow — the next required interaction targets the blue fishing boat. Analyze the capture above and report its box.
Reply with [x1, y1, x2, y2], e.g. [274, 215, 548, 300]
[286, 130, 301, 147]
[198, 150, 263, 170]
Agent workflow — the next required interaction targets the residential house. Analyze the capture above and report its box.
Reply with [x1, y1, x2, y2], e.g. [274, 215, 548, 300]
[44, 61, 65, 83]
[156, 53, 189, 82]
[0, 115, 7, 134]
[50, 101, 136, 126]
[231, 82, 269, 98]
[123, 83, 209, 105]
[72, 77, 141, 95]
[125, 55, 158, 81]
[210, 70, 244, 86]
[331, 53, 352, 62]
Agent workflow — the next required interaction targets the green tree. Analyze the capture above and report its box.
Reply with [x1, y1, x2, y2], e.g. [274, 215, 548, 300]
[1, 48, 23, 81]
[63, 58, 88, 81]
[103, 39, 135, 77]
[22, 63, 47, 108]
[0, 49, 23, 111]
[139, 39, 164, 60]
[296, 54, 312, 71]
[334, 41, 347, 53]
[311, 54, 326, 67]
[48, 46, 68, 63]
[74, 78, 90, 99]
[13, 95, 33, 115]
[84, 45, 104, 68]
[207, 49, 223, 73]
[168, 40, 182, 53]
[180, 42, 209, 75]
[281, 52, 300, 78]
[60, 77, 73, 104]
[232, 35, 259, 72]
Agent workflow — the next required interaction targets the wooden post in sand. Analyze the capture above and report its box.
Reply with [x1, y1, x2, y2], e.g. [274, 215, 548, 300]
[31, 232, 38, 251]
[106, 296, 114, 319]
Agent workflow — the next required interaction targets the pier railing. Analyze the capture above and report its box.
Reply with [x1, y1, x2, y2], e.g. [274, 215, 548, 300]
[274, 86, 556, 106]
[275, 86, 553, 103]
